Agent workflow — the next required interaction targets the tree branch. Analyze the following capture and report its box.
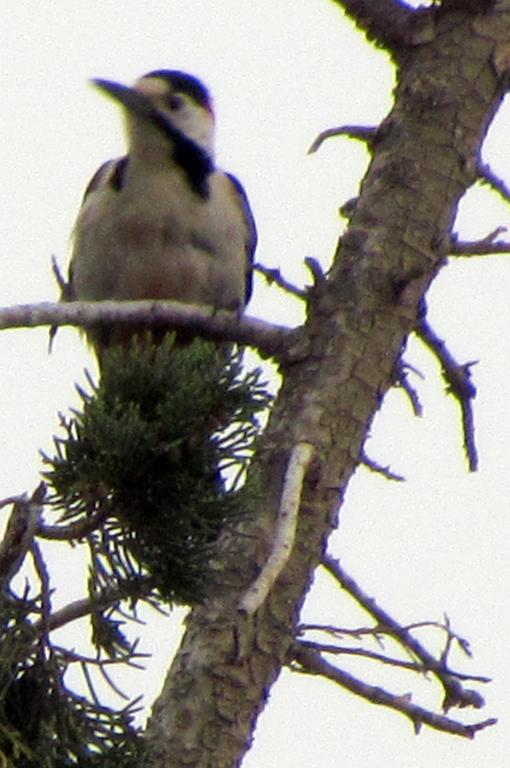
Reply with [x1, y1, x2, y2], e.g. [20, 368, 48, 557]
[395, 360, 424, 417]
[450, 227, 510, 256]
[38, 577, 154, 633]
[296, 634, 490, 684]
[360, 450, 405, 482]
[416, 319, 478, 471]
[254, 263, 307, 300]
[291, 643, 496, 739]
[331, 1, 431, 54]
[0, 483, 45, 588]
[322, 556, 486, 711]
[477, 162, 510, 205]
[308, 125, 377, 154]
[37, 505, 111, 541]
[0, 300, 294, 361]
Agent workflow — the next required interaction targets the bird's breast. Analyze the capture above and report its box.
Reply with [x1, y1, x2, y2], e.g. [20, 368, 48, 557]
[72, 168, 247, 312]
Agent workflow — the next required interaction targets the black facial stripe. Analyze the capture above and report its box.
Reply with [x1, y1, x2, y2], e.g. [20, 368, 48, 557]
[148, 109, 213, 198]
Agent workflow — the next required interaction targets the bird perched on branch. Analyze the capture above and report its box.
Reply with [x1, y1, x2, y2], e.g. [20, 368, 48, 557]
[68, 69, 256, 361]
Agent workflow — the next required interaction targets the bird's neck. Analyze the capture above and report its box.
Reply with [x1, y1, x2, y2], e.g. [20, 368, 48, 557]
[128, 126, 215, 198]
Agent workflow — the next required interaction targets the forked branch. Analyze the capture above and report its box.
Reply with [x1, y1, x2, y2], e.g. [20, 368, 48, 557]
[291, 643, 496, 739]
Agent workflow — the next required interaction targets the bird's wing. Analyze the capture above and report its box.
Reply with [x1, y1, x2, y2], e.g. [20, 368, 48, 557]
[225, 173, 257, 306]
[81, 156, 129, 202]
[67, 156, 130, 300]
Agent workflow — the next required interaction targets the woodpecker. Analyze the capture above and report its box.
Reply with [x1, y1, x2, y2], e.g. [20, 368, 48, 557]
[68, 69, 256, 360]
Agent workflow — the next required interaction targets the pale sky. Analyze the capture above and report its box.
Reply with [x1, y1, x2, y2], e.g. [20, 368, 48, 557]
[2, 2, 510, 766]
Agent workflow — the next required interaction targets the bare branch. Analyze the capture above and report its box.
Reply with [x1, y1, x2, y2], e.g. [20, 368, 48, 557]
[0, 300, 295, 361]
[0, 494, 32, 512]
[298, 625, 490, 683]
[477, 162, 510, 205]
[0, 483, 45, 587]
[254, 263, 307, 300]
[38, 506, 110, 541]
[38, 577, 154, 633]
[331, 1, 432, 54]
[322, 556, 487, 711]
[298, 638, 437, 672]
[395, 360, 424, 416]
[360, 450, 405, 482]
[416, 319, 478, 471]
[53, 643, 148, 669]
[291, 643, 496, 739]
[51, 256, 71, 298]
[450, 227, 510, 256]
[239, 442, 315, 615]
[308, 125, 377, 154]
[31, 537, 52, 631]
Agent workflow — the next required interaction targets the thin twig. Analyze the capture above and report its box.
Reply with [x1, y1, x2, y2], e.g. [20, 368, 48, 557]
[31, 539, 52, 635]
[253, 263, 307, 300]
[395, 360, 424, 416]
[322, 555, 487, 711]
[51, 256, 71, 298]
[299, 639, 435, 672]
[416, 319, 478, 471]
[308, 125, 377, 154]
[35, 577, 154, 633]
[477, 163, 510, 205]
[0, 494, 27, 512]
[239, 442, 315, 615]
[297, 632, 489, 684]
[361, 450, 405, 482]
[450, 227, 510, 256]
[54, 643, 148, 669]
[291, 643, 496, 739]
[38, 506, 111, 541]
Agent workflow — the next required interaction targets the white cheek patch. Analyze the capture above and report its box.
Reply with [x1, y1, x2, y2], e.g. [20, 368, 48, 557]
[134, 77, 168, 99]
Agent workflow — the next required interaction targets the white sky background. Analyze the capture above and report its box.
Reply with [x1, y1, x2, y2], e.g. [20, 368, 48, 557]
[2, 1, 510, 766]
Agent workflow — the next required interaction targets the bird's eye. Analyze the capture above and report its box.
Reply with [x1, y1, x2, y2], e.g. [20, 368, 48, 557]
[167, 94, 184, 111]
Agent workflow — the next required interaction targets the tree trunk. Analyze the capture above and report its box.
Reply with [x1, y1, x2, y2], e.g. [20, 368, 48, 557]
[143, 4, 509, 765]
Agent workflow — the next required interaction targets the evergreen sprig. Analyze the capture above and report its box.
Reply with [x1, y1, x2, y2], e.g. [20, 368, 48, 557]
[44, 336, 270, 605]
[0, 591, 143, 768]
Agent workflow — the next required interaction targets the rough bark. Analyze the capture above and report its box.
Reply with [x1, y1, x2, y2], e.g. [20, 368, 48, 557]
[143, 5, 510, 767]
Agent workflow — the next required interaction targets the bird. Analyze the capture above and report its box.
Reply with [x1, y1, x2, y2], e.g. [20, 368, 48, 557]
[68, 69, 256, 362]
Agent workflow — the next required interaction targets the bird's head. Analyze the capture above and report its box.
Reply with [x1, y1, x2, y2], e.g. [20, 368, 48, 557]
[92, 70, 216, 161]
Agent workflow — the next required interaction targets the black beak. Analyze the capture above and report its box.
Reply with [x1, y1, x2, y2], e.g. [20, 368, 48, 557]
[91, 78, 156, 122]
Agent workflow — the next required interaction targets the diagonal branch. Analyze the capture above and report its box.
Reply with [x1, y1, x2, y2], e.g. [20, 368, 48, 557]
[291, 643, 496, 739]
[296, 637, 490, 683]
[0, 483, 46, 588]
[322, 555, 485, 711]
[332, 0, 426, 54]
[416, 319, 478, 471]
[477, 162, 510, 205]
[254, 263, 307, 300]
[360, 450, 405, 482]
